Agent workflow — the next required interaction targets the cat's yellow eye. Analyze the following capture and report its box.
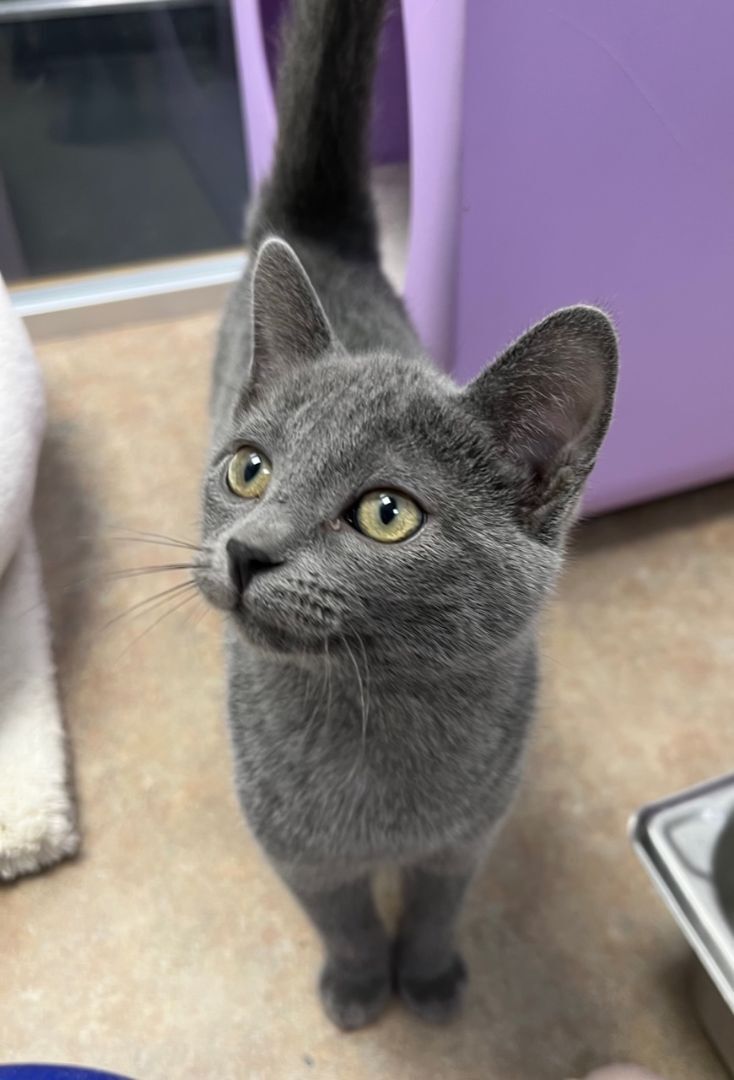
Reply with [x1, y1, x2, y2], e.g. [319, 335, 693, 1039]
[351, 490, 424, 544]
[227, 446, 272, 499]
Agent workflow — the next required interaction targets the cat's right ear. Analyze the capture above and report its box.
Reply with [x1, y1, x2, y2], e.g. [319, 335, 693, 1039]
[461, 306, 618, 536]
[247, 237, 337, 394]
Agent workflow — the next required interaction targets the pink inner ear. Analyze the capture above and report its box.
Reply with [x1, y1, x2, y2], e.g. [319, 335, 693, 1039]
[489, 354, 607, 473]
[464, 305, 617, 478]
[529, 354, 609, 463]
[250, 238, 336, 387]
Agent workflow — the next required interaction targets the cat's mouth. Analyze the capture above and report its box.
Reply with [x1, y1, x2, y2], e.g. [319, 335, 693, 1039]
[231, 600, 331, 656]
[194, 561, 341, 655]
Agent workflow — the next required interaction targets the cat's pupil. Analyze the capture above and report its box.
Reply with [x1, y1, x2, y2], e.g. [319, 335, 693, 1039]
[378, 494, 399, 526]
[244, 455, 262, 483]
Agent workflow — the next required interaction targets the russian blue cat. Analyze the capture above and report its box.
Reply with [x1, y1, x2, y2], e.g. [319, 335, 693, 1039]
[195, 0, 617, 1030]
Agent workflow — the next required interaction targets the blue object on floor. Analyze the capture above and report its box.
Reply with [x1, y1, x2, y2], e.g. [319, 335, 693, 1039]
[0, 1069, 133, 1079]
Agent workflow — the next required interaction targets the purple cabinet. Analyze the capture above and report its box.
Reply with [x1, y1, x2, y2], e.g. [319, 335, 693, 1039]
[455, 0, 734, 513]
[231, 0, 734, 513]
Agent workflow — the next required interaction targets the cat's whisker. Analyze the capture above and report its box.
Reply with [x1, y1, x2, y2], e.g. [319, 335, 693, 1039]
[117, 587, 204, 652]
[115, 588, 201, 660]
[300, 678, 318, 745]
[296, 659, 312, 738]
[103, 563, 198, 581]
[104, 535, 202, 554]
[301, 637, 333, 746]
[355, 631, 373, 738]
[39, 562, 200, 610]
[191, 604, 211, 631]
[180, 592, 207, 631]
[342, 637, 368, 781]
[323, 636, 333, 728]
[14, 555, 202, 624]
[98, 524, 201, 552]
[100, 579, 198, 633]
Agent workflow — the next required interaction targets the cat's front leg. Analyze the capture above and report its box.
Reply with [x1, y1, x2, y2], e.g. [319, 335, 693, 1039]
[394, 849, 479, 1023]
[280, 867, 391, 1031]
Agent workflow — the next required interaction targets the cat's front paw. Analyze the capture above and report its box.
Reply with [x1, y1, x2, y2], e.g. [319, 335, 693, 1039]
[395, 952, 468, 1023]
[319, 963, 391, 1031]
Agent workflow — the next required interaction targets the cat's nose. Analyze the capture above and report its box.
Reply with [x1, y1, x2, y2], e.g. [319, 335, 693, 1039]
[226, 538, 282, 594]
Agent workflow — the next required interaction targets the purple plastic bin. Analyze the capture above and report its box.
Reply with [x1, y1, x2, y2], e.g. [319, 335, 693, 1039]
[230, 0, 734, 514]
[455, 0, 734, 513]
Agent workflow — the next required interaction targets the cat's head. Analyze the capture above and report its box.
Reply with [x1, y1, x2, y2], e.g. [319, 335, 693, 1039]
[196, 238, 617, 673]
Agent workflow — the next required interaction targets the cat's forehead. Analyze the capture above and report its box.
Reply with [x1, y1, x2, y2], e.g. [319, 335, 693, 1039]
[244, 353, 455, 474]
[279, 352, 436, 417]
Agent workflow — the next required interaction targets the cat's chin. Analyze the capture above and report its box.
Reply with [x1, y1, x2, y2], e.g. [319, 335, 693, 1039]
[230, 605, 323, 658]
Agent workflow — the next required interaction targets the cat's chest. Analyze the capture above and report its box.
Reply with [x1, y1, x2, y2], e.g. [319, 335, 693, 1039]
[225, 645, 532, 861]
[228, 692, 519, 863]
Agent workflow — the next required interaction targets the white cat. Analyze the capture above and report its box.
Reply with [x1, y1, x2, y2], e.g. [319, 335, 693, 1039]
[0, 277, 78, 880]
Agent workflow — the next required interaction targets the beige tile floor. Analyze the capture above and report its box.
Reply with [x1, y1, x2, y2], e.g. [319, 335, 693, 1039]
[2, 310, 733, 1080]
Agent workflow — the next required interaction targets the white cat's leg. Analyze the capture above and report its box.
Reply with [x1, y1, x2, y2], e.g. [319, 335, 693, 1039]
[0, 526, 78, 881]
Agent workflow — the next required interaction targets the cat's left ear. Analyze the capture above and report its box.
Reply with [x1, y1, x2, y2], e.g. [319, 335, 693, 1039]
[462, 306, 618, 531]
[249, 237, 338, 391]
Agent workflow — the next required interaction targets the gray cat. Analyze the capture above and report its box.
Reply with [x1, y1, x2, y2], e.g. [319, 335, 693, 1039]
[195, 0, 618, 1031]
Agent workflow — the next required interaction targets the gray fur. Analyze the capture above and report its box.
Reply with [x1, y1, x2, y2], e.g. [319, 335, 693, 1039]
[196, 0, 618, 1029]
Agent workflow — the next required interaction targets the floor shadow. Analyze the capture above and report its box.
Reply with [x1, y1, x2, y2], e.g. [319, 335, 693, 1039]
[30, 418, 102, 853]
[33, 419, 100, 679]
[655, 950, 724, 1072]
[573, 479, 734, 560]
[450, 808, 623, 1080]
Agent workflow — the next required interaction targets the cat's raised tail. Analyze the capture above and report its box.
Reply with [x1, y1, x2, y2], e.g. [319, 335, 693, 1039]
[251, 0, 388, 261]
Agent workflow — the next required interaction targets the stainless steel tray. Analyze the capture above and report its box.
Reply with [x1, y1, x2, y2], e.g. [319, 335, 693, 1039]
[631, 773, 734, 1074]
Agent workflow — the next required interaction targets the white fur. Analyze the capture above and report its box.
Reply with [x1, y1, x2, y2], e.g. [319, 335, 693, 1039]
[0, 278, 78, 880]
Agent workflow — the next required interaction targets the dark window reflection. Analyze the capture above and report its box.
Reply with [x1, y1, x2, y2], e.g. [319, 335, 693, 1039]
[0, 1, 248, 283]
